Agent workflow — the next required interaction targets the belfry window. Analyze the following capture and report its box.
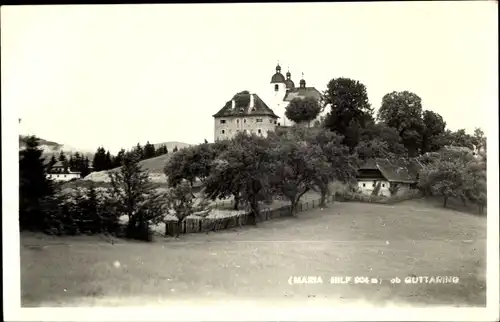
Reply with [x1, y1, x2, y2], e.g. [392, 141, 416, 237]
[274, 84, 279, 91]
[221, 130, 225, 134]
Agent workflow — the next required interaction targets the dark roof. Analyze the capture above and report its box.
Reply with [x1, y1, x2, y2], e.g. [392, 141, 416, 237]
[213, 93, 279, 118]
[271, 73, 286, 84]
[358, 158, 424, 183]
[285, 79, 295, 89]
[283, 87, 322, 102]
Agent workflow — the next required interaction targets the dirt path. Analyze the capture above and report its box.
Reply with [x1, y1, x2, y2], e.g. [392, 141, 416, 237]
[21, 201, 486, 307]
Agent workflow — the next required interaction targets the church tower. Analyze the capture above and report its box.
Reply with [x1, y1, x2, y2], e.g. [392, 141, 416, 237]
[270, 62, 288, 126]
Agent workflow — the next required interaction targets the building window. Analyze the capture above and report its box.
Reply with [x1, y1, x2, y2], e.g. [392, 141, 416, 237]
[220, 120, 226, 124]
[382, 184, 385, 188]
[362, 183, 366, 187]
[274, 84, 279, 91]
[244, 119, 246, 123]
[236, 119, 239, 123]
[258, 129, 262, 134]
[372, 183, 375, 188]
[221, 130, 225, 134]
[274, 120, 277, 124]
[269, 119, 272, 123]
[256, 119, 263, 122]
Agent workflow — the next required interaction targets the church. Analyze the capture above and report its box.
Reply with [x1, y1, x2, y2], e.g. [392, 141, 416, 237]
[269, 63, 322, 127]
[212, 63, 323, 141]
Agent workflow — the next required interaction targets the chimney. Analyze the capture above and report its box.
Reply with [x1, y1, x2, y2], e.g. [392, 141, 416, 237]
[231, 100, 235, 109]
[250, 94, 255, 108]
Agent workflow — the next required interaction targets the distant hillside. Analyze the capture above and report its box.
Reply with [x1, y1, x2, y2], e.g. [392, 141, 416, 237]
[19, 135, 94, 159]
[83, 141, 199, 184]
[84, 152, 174, 183]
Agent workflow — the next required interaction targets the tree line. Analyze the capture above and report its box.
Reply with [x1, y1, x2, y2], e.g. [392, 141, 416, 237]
[284, 78, 482, 159]
[47, 141, 174, 175]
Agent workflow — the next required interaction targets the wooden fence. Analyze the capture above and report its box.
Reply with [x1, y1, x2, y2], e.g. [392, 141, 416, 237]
[164, 195, 334, 236]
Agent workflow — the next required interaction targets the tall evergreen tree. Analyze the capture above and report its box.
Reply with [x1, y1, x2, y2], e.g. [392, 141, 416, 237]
[143, 141, 156, 160]
[173, 146, 178, 153]
[58, 150, 66, 162]
[48, 154, 57, 172]
[69, 154, 75, 172]
[113, 148, 126, 168]
[134, 143, 144, 160]
[79, 156, 91, 178]
[19, 136, 55, 230]
[108, 151, 164, 240]
[92, 147, 107, 171]
[105, 151, 113, 170]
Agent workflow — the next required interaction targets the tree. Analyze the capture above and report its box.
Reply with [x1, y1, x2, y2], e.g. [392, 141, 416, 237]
[155, 145, 168, 156]
[173, 146, 178, 153]
[323, 77, 374, 150]
[285, 97, 322, 126]
[48, 154, 57, 172]
[92, 147, 107, 172]
[209, 133, 273, 224]
[19, 136, 55, 230]
[68, 154, 75, 172]
[105, 151, 113, 170]
[269, 130, 328, 215]
[204, 139, 209, 144]
[418, 149, 473, 207]
[164, 143, 217, 190]
[108, 151, 164, 240]
[164, 181, 194, 237]
[134, 143, 144, 160]
[464, 158, 487, 214]
[359, 122, 407, 156]
[421, 110, 447, 153]
[143, 141, 156, 160]
[472, 127, 486, 152]
[304, 128, 358, 206]
[377, 91, 425, 156]
[58, 150, 66, 162]
[354, 138, 393, 162]
[113, 148, 126, 168]
[442, 129, 475, 150]
[79, 156, 91, 178]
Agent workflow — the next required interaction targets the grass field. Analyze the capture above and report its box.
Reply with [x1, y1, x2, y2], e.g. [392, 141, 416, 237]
[20, 199, 486, 307]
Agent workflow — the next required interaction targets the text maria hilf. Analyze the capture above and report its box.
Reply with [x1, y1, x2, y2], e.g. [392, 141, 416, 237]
[287, 276, 460, 285]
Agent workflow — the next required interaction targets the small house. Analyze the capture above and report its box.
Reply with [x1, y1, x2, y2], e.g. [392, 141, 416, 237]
[356, 158, 423, 197]
[47, 161, 81, 182]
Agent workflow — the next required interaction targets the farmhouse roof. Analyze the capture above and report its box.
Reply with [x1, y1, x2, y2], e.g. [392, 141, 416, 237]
[213, 93, 279, 118]
[358, 158, 424, 183]
[283, 87, 323, 102]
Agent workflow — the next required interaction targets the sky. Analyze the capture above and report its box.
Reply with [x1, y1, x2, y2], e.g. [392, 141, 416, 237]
[2, 2, 498, 154]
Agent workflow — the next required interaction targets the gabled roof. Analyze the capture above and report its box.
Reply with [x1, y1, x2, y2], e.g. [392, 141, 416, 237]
[358, 158, 424, 183]
[283, 87, 322, 102]
[213, 93, 279, 118]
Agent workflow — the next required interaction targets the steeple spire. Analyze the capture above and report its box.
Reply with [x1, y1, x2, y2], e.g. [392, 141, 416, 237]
[276, 60, 281, 73]
[300, 72, 306, 88]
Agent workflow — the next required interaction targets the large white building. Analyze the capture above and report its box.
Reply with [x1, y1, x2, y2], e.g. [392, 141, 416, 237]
[269, 63, 323, 127]
[212, 91, 279, 141]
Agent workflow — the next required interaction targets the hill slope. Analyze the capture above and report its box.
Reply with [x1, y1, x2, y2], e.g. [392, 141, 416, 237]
[84, 153, 174, 183]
